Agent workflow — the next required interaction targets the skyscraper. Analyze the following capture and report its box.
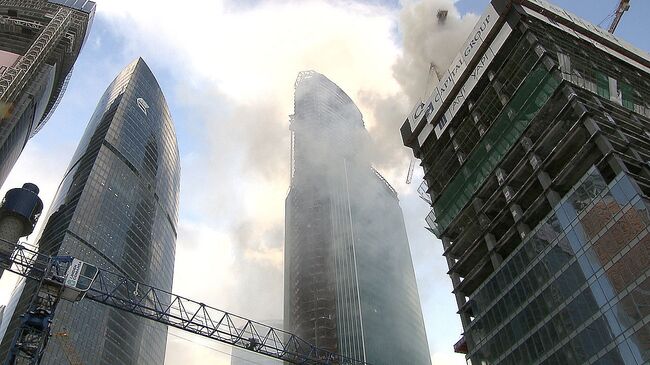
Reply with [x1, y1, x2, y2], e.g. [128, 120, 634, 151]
[0, 58, 180, 364]
[284, 71, 431, 365]
[0, 0, 95, 187]
[401, 0, 650, 363]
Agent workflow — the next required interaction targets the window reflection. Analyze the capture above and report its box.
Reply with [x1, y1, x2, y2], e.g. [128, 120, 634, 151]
[468, 168, 650, 364]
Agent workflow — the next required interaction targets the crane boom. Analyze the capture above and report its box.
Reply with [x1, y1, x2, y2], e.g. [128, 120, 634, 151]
[405, 157, 416, 184]
[608, 0, 630, 33]
[0, 241, 367, 365]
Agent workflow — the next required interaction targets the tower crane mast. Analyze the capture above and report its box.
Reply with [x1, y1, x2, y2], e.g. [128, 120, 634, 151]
[608, 0, 630, 33]
[0, 239, 367, 365]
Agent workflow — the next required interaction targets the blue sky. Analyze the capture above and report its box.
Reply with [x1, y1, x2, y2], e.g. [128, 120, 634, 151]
[456, 0, 650, 54]
[0, 0, 648, 364]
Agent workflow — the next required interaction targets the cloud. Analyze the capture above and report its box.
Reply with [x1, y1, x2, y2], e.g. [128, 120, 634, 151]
[0, 141, 75, 229]
[96, 0, 477, 363]
[0, 0, 478, 363]
[360, 0, 478, 172]
[395, 0, 479, 103]
[95, 0, 404, 313]
[431, 351, 466, 365]
[165, 328, 232, 364]
[0, 139, 77, 304]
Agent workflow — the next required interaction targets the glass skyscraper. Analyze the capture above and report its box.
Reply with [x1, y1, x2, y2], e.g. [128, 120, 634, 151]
[284, 71, 431, 365]
[401, 0, 650, 363]
[0, 0, 95, 187]
[0, 58, 180, 364]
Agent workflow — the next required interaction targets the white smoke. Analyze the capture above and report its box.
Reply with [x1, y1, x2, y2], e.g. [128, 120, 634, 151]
[361, 0, 478, 174]
[0, 0, 481, 364]
[395, 0, 479, 104]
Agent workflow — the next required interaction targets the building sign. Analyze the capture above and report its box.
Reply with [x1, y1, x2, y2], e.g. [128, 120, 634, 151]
[137, 97, 149, 115]
[408, 101, 425, 130]
[405, 3, 502, 144]
[462, 9, 497, 64]
[431, 16, 512, 140]
[432, 11, 511, 139]
[407, 0, 650, 147]
[65, 258, 83, 288]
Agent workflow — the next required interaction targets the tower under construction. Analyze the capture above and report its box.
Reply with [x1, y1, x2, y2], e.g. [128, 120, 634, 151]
[285, 71, 431, 365]
[401, 0, 650, 363]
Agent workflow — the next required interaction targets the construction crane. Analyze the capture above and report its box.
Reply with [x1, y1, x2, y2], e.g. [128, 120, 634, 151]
[407, 9, 449, 186]
[0, 240, 367, 365]
[405, 157, 416, 184]
[608, 0, 630, 33]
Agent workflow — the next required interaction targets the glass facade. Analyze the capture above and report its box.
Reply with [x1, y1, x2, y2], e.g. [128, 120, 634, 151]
[467, 168, 650, 364]
[285, 71, 431, 365]
[0, 1, 95, 187]
[0, 58, 180, 364]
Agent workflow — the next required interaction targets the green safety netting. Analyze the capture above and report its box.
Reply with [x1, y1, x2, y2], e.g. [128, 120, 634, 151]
[596, 72, 610, 99]
[433, 65, 561, 233]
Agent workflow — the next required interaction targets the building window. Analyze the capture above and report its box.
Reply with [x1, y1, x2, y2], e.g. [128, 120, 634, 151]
[619, 82, 634, 110]
[596, 72, 610, 99]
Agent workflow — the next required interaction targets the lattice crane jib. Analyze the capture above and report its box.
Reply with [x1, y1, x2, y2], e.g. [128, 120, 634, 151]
[0, 240, 369, 365]
[0, 6, 72, 104]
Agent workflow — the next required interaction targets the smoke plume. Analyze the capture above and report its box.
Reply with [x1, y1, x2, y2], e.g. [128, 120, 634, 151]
[395, 0, 479, 104]
[360, 0, 478, 173]
[0, 0, 481, 364]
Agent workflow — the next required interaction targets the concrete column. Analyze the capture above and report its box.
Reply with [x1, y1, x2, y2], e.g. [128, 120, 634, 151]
[536, 170, 553, 190]
[594, 134, 615, 157]
[510, 204, 524, 223]
[517, 223, 531, 239]
[582, 117, 601, 136]
[545, 189, 562, 207]
[495, 168, 507, 185]
[478, 213, 491, 229]
[471, 197, 484, 214]
[529, 153, 543, 170]
[537, 169, 563, 207]
[519, 136, 533, 152]
[441, 236, 453, 251]
[605, 154, 628, 175]
[443, 237, 471, 329]
[484, 233, 503, 268]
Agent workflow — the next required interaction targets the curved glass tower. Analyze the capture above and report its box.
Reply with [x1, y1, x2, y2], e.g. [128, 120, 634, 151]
[0, 58, 180, 364]
[284, 71, 431, 365]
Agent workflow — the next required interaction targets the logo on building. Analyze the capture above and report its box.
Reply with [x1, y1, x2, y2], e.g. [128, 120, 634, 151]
[137, 97, 149, 115]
